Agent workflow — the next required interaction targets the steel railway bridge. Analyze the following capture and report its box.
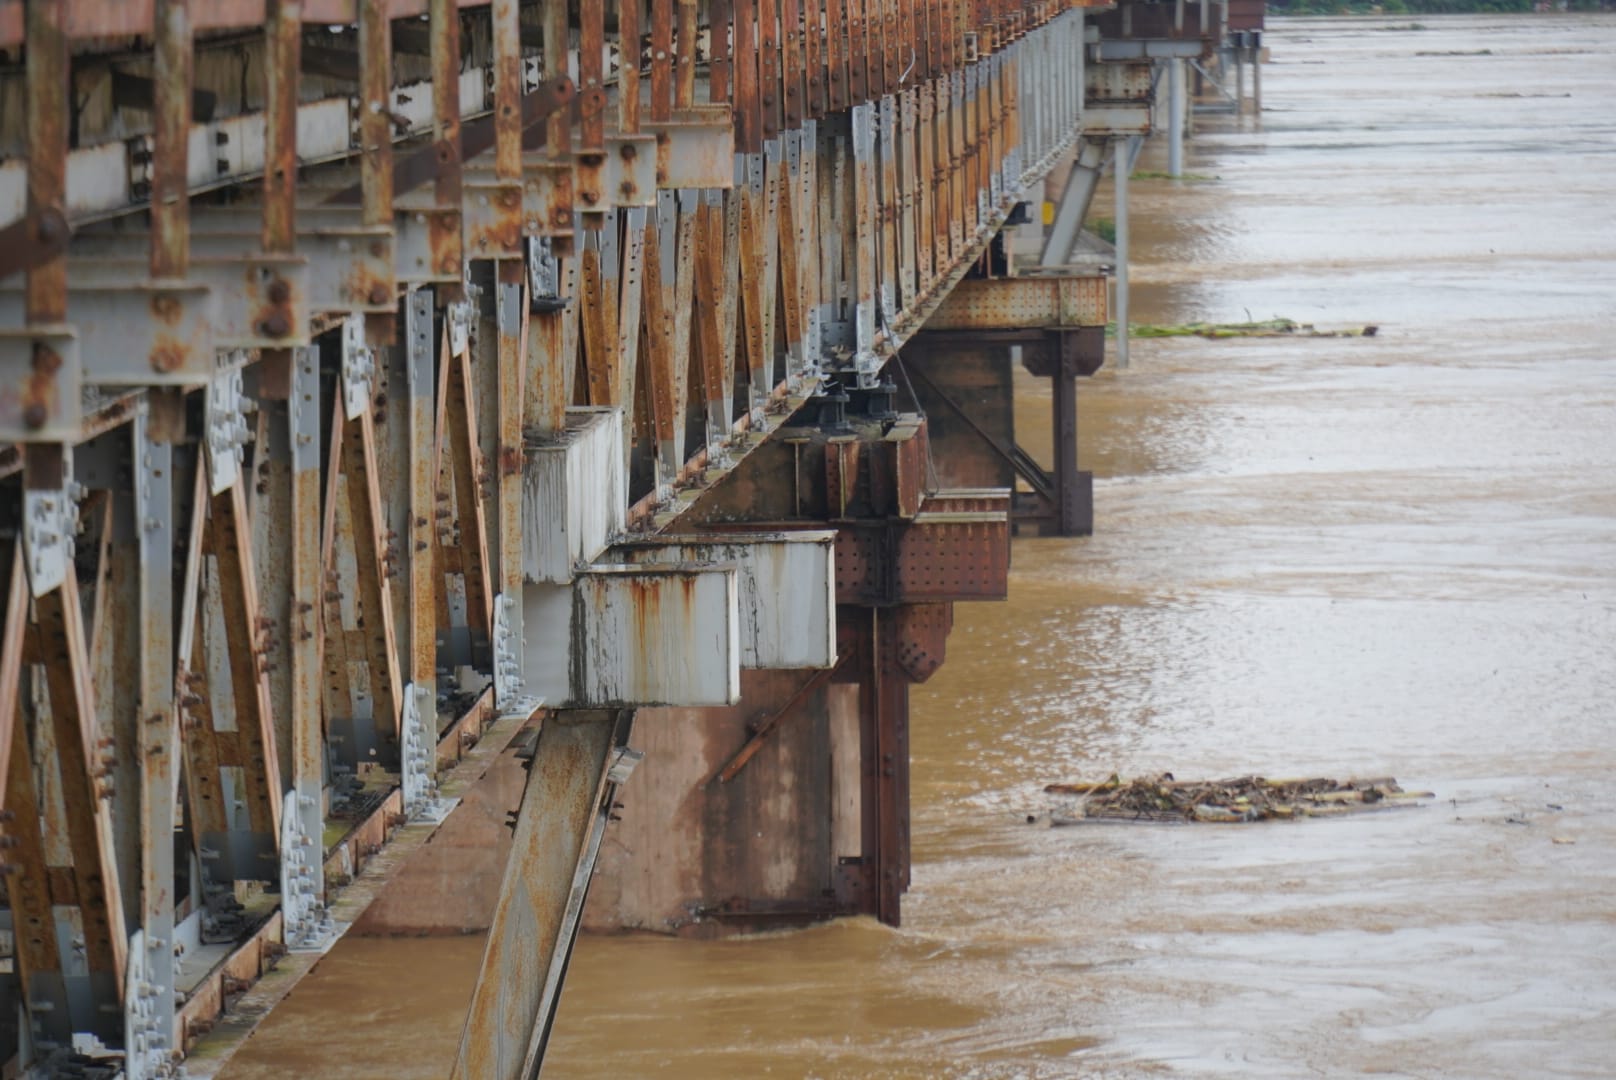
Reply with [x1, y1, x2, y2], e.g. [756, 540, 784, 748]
[0, 0, 1250, 1074]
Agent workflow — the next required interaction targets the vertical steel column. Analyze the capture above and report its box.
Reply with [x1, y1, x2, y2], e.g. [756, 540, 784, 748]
[360, 0, 393, 229]
[875, 611, 910, 923]
[579, 0, 607, 217]
[431, 0, 464, 290]
[1113, 135, 1134, 369]
[676, 0, 698, 108]
[493, 269, 527, 709]
[151, 0, 191, 281]
[850, 103, 878, 381]
[494, 0, 522, 182]
[1252, 33, 1262, 115]
[263, 0, 299, 256]
[1051, 347, 1082, 536]
[130, 410, 176, 1076]
[405, 289, 436, 739]
[25, 0, 67, 327]
[1234, 35, 1245, 114]
[620, 0, 641, 135]
[1168, 58, 1185, 178]
[652, 0, 674, 120]
[284, 346, 328, 948]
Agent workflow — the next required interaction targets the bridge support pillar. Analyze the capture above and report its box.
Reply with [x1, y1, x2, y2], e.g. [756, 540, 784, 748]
[912, 273, 1109, 537]
[1168, 59, 1186, 177]
[573, 410, 1007, 935]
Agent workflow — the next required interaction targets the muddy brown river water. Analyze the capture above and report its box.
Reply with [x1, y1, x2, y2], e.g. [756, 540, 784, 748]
[223, 15, 1616, 1078]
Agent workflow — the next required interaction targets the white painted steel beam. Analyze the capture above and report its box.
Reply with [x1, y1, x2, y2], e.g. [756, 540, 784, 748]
[521, 407, 626, 584]
[521, 564, 742, 708]
[1097, 39, 1207, 61]
[612, 533, 838, 670]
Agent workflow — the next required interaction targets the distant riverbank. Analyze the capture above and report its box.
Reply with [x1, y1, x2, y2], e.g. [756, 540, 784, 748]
[1272, 1, 1613, 15]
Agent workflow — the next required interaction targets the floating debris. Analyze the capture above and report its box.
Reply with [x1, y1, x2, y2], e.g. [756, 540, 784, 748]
[1125, 318, 1379, 340]
[1035, 774, 1433, 825]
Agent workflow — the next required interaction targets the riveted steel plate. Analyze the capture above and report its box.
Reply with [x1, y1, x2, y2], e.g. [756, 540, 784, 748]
[188, 205, 462, 286]
[648, 108, 736, 190]
[0, 283, 217, 384]
[55, 255, 309, 349]
[599, 134, 658, 208]
[923, 274, 1109, 330]
[70, 228, 395, 314]
[460, 180, 526, 258]
[1085, 60, 1154, 104]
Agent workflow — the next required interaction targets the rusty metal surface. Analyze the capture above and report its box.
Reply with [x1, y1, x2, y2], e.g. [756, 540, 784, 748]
[924, 271, 1108, 329]
[0, 209, 69, 284]
[0, 0, 1124, 1069]
[574, 565, 741, 706]
[451, 709, 628, 1080]
[522, 407, 626, 583]
[24, 0, 66, 326]
[612, 532, 838, 669]
[0, 327, 80, 439]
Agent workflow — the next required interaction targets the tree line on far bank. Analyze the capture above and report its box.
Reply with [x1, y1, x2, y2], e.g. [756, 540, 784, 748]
[1272, 0, 1612, 14]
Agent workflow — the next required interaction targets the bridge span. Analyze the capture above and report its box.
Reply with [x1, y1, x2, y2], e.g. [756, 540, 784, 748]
[0, 0, 1250, 1074]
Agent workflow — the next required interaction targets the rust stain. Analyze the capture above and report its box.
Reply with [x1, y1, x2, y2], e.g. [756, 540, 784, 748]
[346, 263, 394, 309]
[150, 291, 184, 326]
[498, 445, 523, 478]
[149, 336, 191, 374]
[18, 341, 60, 430]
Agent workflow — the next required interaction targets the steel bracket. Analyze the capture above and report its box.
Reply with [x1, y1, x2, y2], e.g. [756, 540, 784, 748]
[493, 592, 543, 718]
[649, 107, 736, 190]
[528, 236, 564, 309]
[513, 161, 575, 240]
[122, 929, 172, 1080]
[289, 346, 321, 473]
[397, 208, 466, 284]
[205, 366, 251, 494]
[464, 178, 526, 257]
[401, 683, 458, 825]
[601, 133, 659, 207]
[23, 451, 78, 598]
[340, 313, 376, 421]
[280, 790, 340, 953]
[447, 294, 474, 356]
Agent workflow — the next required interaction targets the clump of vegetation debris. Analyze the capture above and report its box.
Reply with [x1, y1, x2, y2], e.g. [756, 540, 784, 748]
[1034, 774, 1434, 825]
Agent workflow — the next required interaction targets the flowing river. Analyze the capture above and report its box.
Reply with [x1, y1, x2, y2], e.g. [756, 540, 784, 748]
[224, 14, 1616, 1078]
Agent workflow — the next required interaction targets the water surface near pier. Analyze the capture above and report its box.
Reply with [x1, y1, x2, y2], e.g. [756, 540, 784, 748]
[223, 15, 1616, 1078]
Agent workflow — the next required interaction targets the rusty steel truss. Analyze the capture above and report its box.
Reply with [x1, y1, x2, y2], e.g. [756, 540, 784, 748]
[0, 0, 1125, 1074]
